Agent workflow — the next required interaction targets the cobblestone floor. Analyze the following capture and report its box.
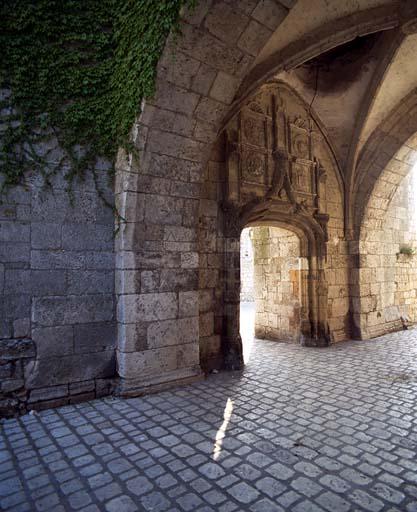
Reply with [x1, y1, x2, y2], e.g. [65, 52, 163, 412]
[2, 328, 417, 511]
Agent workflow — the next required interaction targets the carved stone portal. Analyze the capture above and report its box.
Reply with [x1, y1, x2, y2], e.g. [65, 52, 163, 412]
[222, 81, 332, 349]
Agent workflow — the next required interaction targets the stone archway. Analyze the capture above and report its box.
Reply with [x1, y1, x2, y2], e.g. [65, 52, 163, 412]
[348, 91, 417, 339]
[350, 88, 417, 239]
[114, 1, 387, 394]
[219, 204, 330, 370]
[351, 132, 417, 339]
[197, 81, 347, 371]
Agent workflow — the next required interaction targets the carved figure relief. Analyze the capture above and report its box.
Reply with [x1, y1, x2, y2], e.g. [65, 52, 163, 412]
[241, 150, 265, 184]
[292, 162, 312, 193]
[242, 117, 265, 147]
[224, 82, 332, 243]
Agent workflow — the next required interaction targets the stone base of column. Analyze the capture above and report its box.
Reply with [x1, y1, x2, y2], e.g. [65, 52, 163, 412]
[222, 335, 244, 371]
[300, 334, 330, 347]
[115, 366, 204, 398]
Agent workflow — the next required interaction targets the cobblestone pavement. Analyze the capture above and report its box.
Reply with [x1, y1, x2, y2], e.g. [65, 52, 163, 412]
[2, 329, 417, 511]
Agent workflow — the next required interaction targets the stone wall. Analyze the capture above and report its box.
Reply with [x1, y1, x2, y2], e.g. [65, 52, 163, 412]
[240, 228, 254, 302]
[312, 125, 350, 343]
[0, 172, 116, 416]
[252, 226, 303, 342]
[357, 165, 417, 338]
[198, 143, 225, 371]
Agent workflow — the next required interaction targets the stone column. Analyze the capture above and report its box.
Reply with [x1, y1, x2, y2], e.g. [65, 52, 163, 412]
[114, 149, 203, 396]
[221, 207, 243, 370]
[303, 253, 329, 347]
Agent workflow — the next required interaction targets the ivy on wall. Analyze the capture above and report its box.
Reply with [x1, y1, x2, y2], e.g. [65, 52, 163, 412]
[0, 0, 194, 193]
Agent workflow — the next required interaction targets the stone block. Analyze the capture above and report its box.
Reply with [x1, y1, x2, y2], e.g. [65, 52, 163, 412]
[0, 242, 30, 263]
[5, 269, 67, 295]
[0, 320, 11, 339]
[170, 180, 201, 198]
[95, 377, 113, 397]
[62, 223, 113, 251]
[115, 269, 141, 295]
[69, 391, 95, 404]
[1, 294, 31, 320]
[116, 250, 180, 271]
[0, 338, 36, 360]
[1, 379, 24, 393]
[85, 251, 114, 270]
[0, 262, 3, 294]
[164, 225, 197, 242]
[117, 322, 148, 352]
[199, 334, 221, 360]
[177, 24, 252, 77]
[193, 119, 218, 144]
[183, 199, 200, 227]
[117, 191, 145, 222]
[194, 97, 229, 125]
[4, 269, 30, 294]
[147, 154, 198, 182]
[147, 316, 199, 349]
[140, 270, 160, 293]
[32, 325, 74, 358]
[160, 269, 198, 292]
[0, 221, 30, 243]
[27, 350, 116, 387]
[0, 362, 13, 379]
[199, 269, 219, 289]
[151, 108, 196, 138]
[252, 0, 287, 30]
[117, 293, 177, 324]
[179, 291, 199, 317]
[180, 0, 212, 25]
[200, 312, 214, 337]
[74, 322, 116, 354]
[2, 185, 31, 205]
[117, 342, 199, 379]
[31, 223, 61, 250]
[31, 250, 85, 270]
[210, 71, 241, 104]
[205, 2, 249, 45]
[69, 380, 95, 395]
[32, 295, 114, 327]
[147, 130, 206, 163]
[199, 199, 218, 217]
[13, 318, 30, 338]
[145, 194, 183, 226]
[151, 81, 200, 117]
[199, 289, 214, 313]
[0, 204, 16, 220]
[30, 397, 69, 411]
[31, 189, 114, 226]
[238, 20, 272, 56]
[28, 384, 69, 403]
[158, 50, 201, 89]
[191, 64, 217, 96]
[67, 270, 114, 295]
[277, 0, 296, 7]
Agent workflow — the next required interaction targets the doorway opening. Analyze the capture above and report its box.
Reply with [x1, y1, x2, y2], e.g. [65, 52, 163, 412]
[240, 226, 306, 362]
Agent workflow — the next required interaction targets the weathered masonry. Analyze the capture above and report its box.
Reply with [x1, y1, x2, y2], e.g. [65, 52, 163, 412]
[2, 0, 417, 416]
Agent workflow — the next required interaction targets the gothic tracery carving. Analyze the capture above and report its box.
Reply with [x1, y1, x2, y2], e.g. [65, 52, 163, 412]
[224, 83, 329, 240]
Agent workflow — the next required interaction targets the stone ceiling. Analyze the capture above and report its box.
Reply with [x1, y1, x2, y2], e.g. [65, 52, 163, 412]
[233, 0, 417, 189]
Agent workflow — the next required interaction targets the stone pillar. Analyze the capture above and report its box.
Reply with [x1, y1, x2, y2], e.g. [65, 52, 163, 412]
[303, 253, 329, 347]
[115, 150, 203, 396]
[221, 207, 243, 370]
